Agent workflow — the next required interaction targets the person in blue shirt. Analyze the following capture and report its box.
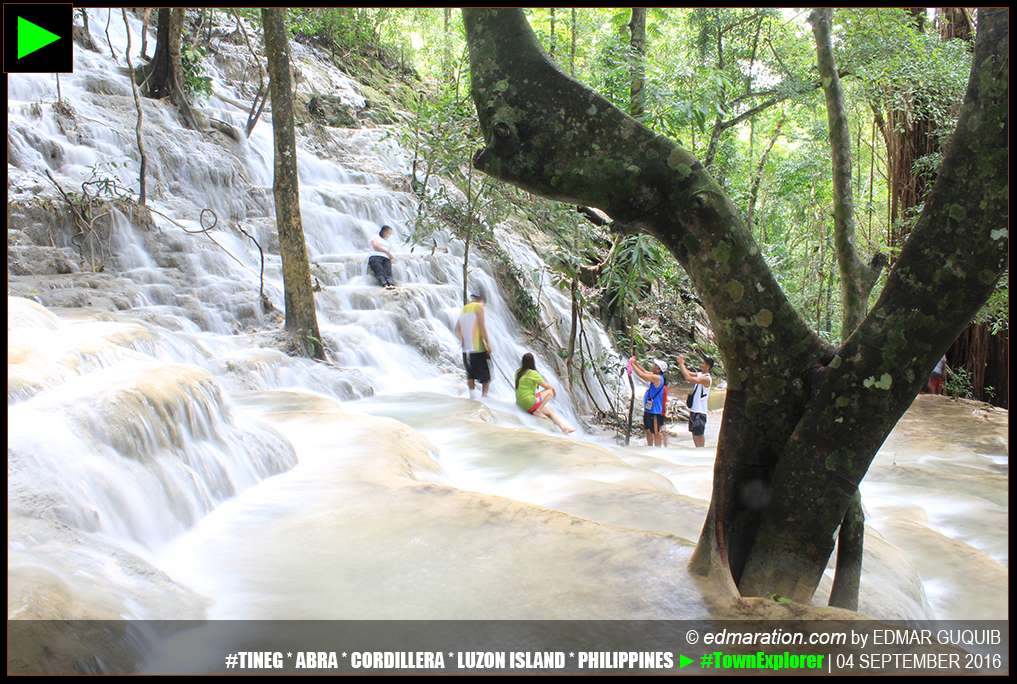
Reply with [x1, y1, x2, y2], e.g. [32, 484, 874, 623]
[630, 357, 667, 447]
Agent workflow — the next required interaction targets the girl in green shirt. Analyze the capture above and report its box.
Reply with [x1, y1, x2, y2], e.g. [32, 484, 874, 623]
[514, 353, 575, 434]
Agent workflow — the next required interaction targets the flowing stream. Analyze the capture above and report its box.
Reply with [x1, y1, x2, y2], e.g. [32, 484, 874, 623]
[7, 9, 1008, 639]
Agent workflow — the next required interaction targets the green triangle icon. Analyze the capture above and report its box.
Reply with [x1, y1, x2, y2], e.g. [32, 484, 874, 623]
[679, 654, 693, 669]
[18, 17, 62, 59]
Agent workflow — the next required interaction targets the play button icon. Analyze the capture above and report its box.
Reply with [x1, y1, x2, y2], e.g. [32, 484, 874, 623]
[4, 4, 73, 73]
[18, 17, 62, 59]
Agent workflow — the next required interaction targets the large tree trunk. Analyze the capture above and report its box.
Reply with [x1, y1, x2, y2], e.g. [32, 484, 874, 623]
[144, 8, 173, 100]
[143, 8, 199, 130]
[263, 8, 324, 360]
[463, 8, 1008, 603]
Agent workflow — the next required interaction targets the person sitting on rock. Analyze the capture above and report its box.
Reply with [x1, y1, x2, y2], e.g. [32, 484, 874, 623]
[368, 225, 397, 290]
[515, 352, 575, 435]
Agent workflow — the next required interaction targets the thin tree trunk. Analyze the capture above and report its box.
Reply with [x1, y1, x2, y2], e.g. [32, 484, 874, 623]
[828, 492, 864, 610]
[123, 9, 147, 205]
[140, 8, 151, 60]
[704, 10, 726, 168]
[811, 8, 884, 340]
[565, 216, 580, 381]
[570, 8, 577, 77]
[263, 8, 324, 360]
[231, 8, 269, 139]
[625, 307, 637, 445]
[442, 8, 453, 83]
[625, 370, 635, 447]
[144, 9, 199, 130]
[462, 165, 474, 305]
[549, 8, 556, 57]
[810, 7, 887, 608]
[628, 8, 646, 120]
[746, 116, 784, 235]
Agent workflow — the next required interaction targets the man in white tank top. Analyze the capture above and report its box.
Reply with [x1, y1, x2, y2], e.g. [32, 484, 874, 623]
[678, 355, 714, 448]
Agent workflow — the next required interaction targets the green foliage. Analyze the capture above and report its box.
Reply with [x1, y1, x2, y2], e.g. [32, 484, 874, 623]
[399, 71, 555, 319]
[399, 92, 485, 243]
[944, 364, 975, 399]
[288, 8, 383, 55]
[383, 9, 974, 354]
[838, 8, 972, 129]
[507, 264, 541, 328]
[612, 328, 646, 358]
[180, 45, 212, 103]
[974, 270, 1009, 336]
[72, 159, 136, 202]
[599, 235, 665, 309]
[297, 328, 325, 360]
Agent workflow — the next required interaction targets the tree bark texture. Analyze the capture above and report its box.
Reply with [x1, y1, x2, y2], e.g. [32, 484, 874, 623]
[143, 8, 198, 130]
[263, 8, 324, 360]
[628, 8, 646, 120]
[145, 9, 173, 100]
[811, 8, 883, 607]
[123, 9, 147, 205]
[828, 491, 864, 611]
[464, 8, 1008, 603]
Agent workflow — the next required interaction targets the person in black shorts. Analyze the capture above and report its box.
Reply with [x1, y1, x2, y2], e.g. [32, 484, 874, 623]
[454, 292, 493, 397]
[631, 357, 667, 447]
[678, 355, 713, 448]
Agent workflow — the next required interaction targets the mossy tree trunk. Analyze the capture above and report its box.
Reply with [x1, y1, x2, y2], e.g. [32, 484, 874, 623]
[263, 8, 324, 360]
[811, 7, 885, 611]
[463, 8, 1008, 603]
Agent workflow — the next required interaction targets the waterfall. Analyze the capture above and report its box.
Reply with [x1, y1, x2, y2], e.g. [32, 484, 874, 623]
[7, 10, 1007, 658]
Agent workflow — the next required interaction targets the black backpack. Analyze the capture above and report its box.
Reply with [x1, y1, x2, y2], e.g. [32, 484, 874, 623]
[686, 383, 704, 409]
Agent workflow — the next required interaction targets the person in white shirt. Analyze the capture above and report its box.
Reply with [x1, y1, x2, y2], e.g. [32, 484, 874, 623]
[677, 355, 713, 448]
[368, 225, 397, 290]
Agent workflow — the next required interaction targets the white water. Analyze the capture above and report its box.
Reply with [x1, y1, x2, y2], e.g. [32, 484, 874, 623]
[7, 10, 1007, 628]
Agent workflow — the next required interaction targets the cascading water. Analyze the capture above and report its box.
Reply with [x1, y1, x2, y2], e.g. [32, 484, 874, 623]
[7, 9, 1007, 661]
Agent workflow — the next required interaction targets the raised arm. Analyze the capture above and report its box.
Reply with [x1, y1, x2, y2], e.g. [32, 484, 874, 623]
[629, 357, 661, 387]
[678, 356, 710, 386]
